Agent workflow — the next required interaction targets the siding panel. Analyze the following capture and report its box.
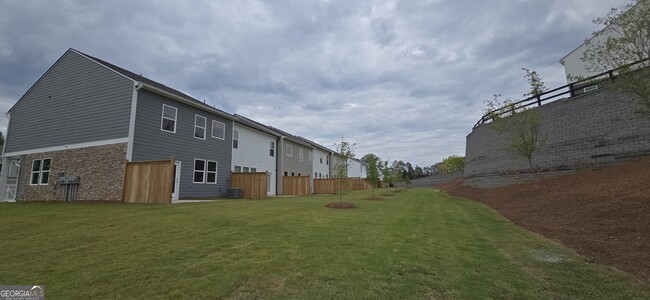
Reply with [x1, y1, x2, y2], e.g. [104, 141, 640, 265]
[232, 124, 278, 195]
[6, 50, 133, 153]
[131, 90, 232, 198]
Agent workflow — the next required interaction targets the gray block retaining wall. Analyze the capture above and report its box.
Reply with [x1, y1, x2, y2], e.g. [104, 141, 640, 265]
[465, 86, 650, 188]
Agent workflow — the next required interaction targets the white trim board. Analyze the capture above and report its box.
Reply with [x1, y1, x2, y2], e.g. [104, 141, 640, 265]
[3, 138, 128, 157]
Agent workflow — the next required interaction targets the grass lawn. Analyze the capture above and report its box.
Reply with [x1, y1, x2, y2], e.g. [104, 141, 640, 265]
[0, 188, 648, 299]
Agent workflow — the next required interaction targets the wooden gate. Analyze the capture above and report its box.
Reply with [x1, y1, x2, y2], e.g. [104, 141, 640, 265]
[282, 176, 310, 196]
[231, 172, 268, 199]
[122, 159, 174, 204]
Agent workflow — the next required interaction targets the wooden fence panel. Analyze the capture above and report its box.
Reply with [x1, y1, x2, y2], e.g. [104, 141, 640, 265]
[313, 178, 371, 194]
[231, 172, 268, 199]
[314, 179, 337, 194]
[122, 159, 174, 204]
[282, 176, 310, 196]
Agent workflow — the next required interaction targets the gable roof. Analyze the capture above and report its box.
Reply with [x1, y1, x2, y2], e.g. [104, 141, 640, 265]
[9, 48, 234, 120]
[71, 49, 235, 120]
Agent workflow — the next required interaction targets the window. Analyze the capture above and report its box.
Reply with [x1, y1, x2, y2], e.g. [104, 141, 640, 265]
[233, 130, 239, 148]
[286, 144, 293, 157]
[243, 167, 250, 173]
[314, 172, 317, 178]
[291, 172, 295, 176]
[194, 159, 206, 183]
[299, 148, 304, 162]
[161, 104, 177, 133]
[298, 173, 301, 176]
[320, 157, 323, 164]
[30, 158, 51, 185]
[270, 142, 275, 157]
[211, 120, 225, 139]
[284, 171, 288, 176]
[251, 168, 256, 172]
[326, 156, 329, 165]
[234, 166, 242, 173]
[206, 161, 217, 184]
[194, 115, 206, 139]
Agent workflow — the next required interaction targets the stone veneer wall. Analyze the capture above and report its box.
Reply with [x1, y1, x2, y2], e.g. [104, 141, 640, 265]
[18, 143, 127, 201]
[465, 86, 650, 188]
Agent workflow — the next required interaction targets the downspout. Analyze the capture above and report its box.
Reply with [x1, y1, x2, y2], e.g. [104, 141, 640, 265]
[126, 82, 143, 162]
[277, 136, 284, 195]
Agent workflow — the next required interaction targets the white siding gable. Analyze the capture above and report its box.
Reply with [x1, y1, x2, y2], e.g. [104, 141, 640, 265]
[232, 123, 278, 195]
[312, 148, 330, 179]
[347, 159, 362, 178]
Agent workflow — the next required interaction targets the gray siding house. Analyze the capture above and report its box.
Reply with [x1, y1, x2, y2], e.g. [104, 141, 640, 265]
[265, 127, 314, 194]
[0, 48, 234, 201]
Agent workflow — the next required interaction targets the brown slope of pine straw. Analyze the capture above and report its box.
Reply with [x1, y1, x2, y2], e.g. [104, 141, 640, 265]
[436, 156, 650, 283]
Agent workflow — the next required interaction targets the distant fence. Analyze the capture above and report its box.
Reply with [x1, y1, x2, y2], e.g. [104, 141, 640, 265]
[282, 176, 310, 196]
[231, 172, 268, 199]
[313, 178, 371, 194]
[122, 159, 174, 204]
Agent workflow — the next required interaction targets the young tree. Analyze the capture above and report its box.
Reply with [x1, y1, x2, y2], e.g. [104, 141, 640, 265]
[365, 155, 380, 199]
[333, 138, 356, 203]
[485, 68, 548, 171]
[582, 0, 650, 115]
[381, 160, 393, 187]
[492, 107, 545, 171]
[522, 67, 548, 97]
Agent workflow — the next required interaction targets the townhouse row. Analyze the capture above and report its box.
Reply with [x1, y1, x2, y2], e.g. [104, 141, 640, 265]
[0, 49, 367, 201]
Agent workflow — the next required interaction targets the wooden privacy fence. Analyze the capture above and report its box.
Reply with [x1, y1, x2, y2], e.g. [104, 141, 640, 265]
[314, 178, 371, 194]
[231, 172, 268, 199]
[282, 176, 310, 196]
[122, 159, 174, 204]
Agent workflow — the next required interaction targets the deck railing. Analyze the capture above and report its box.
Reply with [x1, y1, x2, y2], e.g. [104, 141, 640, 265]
[474, 58, 650, 128]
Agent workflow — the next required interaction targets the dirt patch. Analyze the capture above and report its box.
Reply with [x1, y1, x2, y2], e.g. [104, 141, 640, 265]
[364, 196, 385, 201]
[325, 202, 357, 209]
[437, 156, 650, 283]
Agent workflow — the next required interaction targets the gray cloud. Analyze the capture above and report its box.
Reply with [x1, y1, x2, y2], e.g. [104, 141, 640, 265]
[0, 0, 628, 166]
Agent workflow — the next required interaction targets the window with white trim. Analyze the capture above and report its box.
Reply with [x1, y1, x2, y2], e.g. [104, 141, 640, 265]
[251, 168, 256, 172]
[270, 142, 275, 157]
[286, 144, 293, 157]
[211, 120, 225, 139]
[234, 166, 242, 173]
[30, 158, 51, 185]
[194, 115, 206, 140]
[299, 148, 304, 162]
[326, 156, 329, 165]
[206, 161, 217, 184]
[243, 167, 249, 173]
[233, 130, 239, 148]
[193, 159, 206, 183]
[161, 104, 177, 133]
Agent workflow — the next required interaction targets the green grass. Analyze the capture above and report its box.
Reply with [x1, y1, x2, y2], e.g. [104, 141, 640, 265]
[0, 188, 648, 299]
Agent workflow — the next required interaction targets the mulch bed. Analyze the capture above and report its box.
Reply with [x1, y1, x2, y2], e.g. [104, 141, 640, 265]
[436, 156, 650, 282]
[325, 202, 357, 209]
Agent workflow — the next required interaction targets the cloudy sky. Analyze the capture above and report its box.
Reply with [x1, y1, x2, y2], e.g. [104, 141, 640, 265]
[0, 0, 627, 167]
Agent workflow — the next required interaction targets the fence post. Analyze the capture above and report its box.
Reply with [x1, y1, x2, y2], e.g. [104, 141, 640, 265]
[569, 83, 575, 97]
[536, 95, 542, 106]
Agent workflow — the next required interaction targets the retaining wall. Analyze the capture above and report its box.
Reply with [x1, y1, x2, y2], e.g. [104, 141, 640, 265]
[465, 86, 650, 188]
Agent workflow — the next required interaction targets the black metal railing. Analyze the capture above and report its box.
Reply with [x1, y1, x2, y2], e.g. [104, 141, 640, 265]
[474, 58, 650, 128]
